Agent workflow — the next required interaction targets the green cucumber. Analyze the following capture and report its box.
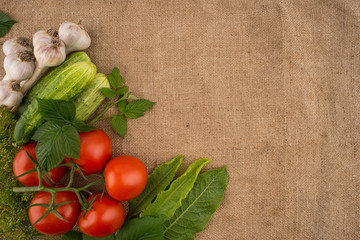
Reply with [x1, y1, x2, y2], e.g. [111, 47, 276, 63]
[74, 73, 110, 121]
[14, 61, 97, 144]
[18, 52, 91, 115]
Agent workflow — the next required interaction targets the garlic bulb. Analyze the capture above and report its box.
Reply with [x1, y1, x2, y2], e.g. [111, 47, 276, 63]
[0, 80, 24, 112]
[21, 29, 66, 95]
[33, 29, 66, 67]
[3, 51, 35, 82]
[2, 37, 33, 56]
[59, 21, 91, 54]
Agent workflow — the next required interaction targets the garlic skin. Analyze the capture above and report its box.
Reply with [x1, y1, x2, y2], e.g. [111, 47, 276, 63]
[2, 37, 33, 56]
[33, 29, 66, 67]
[3, 51, 36, 82]
[0, 81, 24, 112]
[59, 22, 91, 54]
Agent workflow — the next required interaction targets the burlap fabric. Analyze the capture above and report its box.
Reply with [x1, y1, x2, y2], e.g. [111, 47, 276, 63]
[1, 0, 360, 239]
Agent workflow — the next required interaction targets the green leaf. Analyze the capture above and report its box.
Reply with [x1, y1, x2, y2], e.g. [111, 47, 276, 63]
[100, 88, 117, 99]
[83, 234, 115, 240]
[111, 115, 127, 138]
[0, 11, 17, 37]
[32, 121, 61, 141]
[60, 125, 80, 159]
[140, 158, 210, 220]
[126, 99, 155, 114]
[129, 155, 183, 218]
[124, 111, 144, 119]
[37, 99, 75, 125]
[116, 86, 128, 96]
[36, 124, 80, 171]
[108, 67, 123, 88]
[124, 99, 155, 118]
[117, 100, 127, 114]
[71, 119, 96, 132]
[115, 217, 163, 240]
[0, 11, 11, 22]
[63, 231, 83, 240]
[163, 167, 228, 240]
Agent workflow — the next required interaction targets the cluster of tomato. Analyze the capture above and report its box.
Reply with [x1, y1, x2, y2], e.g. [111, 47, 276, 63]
[13, 129, 148, 237]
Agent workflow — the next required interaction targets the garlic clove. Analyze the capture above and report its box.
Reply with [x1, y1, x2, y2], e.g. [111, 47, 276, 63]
[59, 21, 91, 54]
[2, 37, 33, 56]
[21, 29, 67, 96]
[0, 81, 23, 112]
[3, 51, 36, 81]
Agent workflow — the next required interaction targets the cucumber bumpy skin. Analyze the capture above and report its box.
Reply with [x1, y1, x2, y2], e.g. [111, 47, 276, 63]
[74, 73, 110, 121]
[18, 51, 91, 115]
[14, 61, 97, 144]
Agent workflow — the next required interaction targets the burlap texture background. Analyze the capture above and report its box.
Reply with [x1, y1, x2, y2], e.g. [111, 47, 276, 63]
[1, 0, 360, 239]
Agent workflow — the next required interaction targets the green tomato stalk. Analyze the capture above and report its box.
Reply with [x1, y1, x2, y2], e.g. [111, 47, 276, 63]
[13, 155, 105, 225]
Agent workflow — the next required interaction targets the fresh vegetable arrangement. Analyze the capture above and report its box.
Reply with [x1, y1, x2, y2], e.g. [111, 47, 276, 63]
[0, 12, 228, 240]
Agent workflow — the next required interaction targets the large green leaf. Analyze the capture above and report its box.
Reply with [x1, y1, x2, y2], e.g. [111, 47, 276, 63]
[163, 167, 228, 240]
[83, 234, 115, 240]
[140, 158, 210, 220]
[36, 124, 80, 171]
[129, 155, 183, 218]
[115, 217, 163, 240]
[63, 231, 82, 240]
[37, 98, 76, 125]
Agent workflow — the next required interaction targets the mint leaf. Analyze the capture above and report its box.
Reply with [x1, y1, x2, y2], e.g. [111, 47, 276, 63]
[124, 111, 144, 119]
[63, 231, 83, 240]
[140, 158, 210, 220]
[117, 100, 127, 114]
[112, 115, 127, 138]
[116, 86, 128, 96]
[32, 121, 61, 141]
[115, 217, 163, 240]
[71, 119, 96, 132]
[108, 67, 123, 88]
[129, 155, 183, 218]
[37, 98, 75, 124]
[125, 99, 155, 116]
[163, 167, 228, 240]
[36, 124, 80, 171]
[100, 88, 117, 99]
[0, 11, 17, 37]
[61, 125, 80, 159]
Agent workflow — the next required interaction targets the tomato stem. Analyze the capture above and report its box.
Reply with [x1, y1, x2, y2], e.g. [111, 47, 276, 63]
[12, 162, 105, 211]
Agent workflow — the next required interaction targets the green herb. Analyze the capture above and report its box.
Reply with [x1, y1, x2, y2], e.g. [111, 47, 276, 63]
[0, 107, 37, 239]
[0, 11, 17, 37]
[83, 235, 115, 240]
[63, 230, 83, 240]
[140, 158, 210, 220]
[163, 167, 228, 240]
[115, 217, 164, 240]
[32, 99, 95, 171]
[88, 67, 155, 138]
[129, 155, 183, 218]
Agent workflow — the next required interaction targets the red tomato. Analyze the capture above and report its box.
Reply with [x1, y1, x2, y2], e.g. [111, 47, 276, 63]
[78, 193, 125, 238]
[65, 129, 112, 175]
[29, 189, 80, 235]
[104, 155, 148, 201]
[13, 141, 65, 186]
